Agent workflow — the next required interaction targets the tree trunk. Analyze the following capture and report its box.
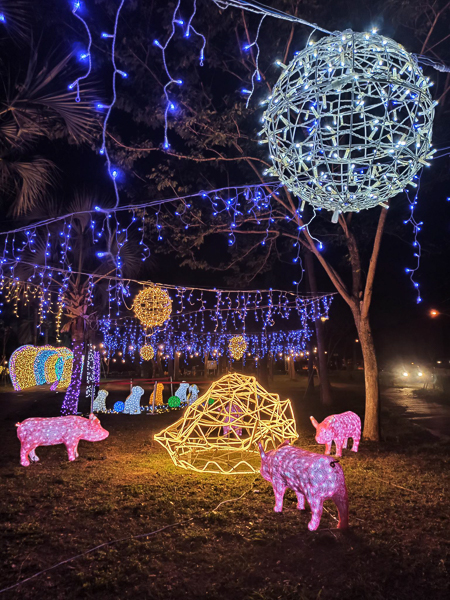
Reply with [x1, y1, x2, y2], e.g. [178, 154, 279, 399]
[306, 339, 315, 395]
[305, 250, 332, 406]
[352, 308, 380, 441]
[61, 318, 85, 415]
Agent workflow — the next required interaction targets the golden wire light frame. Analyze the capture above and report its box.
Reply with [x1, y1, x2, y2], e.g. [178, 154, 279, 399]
[139, 344, 155, 361]
[229, 335, 247, 360]
[154, 373, 298, 474]
[261, 30, 435, 217]
[132, 285, 172, 329]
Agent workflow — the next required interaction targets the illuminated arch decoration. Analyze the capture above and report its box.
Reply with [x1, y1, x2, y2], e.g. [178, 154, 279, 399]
[154, 373, 298, 474]
[9, 345, 74, 391]
[133, 285, 172, 329]
[229, 335, 247, 360]
[139, 344, 155, 361]
[262, 30, 435, 218]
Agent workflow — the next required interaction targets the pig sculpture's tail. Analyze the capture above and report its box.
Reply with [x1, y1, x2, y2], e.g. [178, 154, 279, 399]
[329, 460, 340, 468]
[15, 422, 21, 428]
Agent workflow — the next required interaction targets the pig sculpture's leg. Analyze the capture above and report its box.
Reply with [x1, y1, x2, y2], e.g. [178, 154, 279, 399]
[351, 436, 360, 452]
[29, 448, 40, 462]
[324, 442, 332, 455]
[20, 445, 31, 467]
[343, 438, 348, 449]
[295, 491, 305, 510]
[73, 441, 79, 458]
[65, 441, 78, 461]
[334, 439, 343, 457]
[333, 491, 349, 529]
[272, 482, 286, 512]
[307, 496, 324, 531]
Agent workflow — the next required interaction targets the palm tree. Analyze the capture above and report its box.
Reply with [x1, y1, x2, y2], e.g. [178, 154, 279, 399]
[0, 48, 97, 215]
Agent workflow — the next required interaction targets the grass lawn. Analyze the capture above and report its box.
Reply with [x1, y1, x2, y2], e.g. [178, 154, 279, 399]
[0, 376, 449, 599]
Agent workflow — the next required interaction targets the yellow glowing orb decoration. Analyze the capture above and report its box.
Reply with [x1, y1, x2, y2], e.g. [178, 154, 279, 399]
[132, 285, 172, 329]
[9, 345, 73, 391]
[154, 373, 298, 474]
[229, 335, 247, 360]
[139, 345, 155, 361]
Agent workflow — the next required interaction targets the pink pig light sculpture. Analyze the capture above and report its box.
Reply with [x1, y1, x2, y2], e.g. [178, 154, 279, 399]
[310, 411, 361, 457]
[258, 441, 348, 531]
[222, 402, 243, 437]
[16, 414, 109, 466]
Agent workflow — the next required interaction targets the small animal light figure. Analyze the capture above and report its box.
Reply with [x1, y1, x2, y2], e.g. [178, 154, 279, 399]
[123, 386, 145, 414]
[258, 441, 348, 531]
[222, 402, 243, 437]
[92, 389, 109, 412]
[188, 384, 199, 404]
[175, 382, 190, 403]
[151, 382, 164, 406]
[310, 411, 361, 457]
[16, 414, 109, 466]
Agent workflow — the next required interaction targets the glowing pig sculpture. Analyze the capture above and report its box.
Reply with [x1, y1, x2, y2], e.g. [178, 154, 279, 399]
[258, 441, 348, 531]
[16, 414, 109, 466]
[310, 411, 361, 457]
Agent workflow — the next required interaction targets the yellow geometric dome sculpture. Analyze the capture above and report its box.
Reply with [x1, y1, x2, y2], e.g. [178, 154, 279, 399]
[154, 373, 298, 474]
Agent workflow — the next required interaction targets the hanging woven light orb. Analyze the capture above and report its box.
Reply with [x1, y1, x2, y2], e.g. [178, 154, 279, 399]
[229, 335, 247, 361]
[139, 345, 155, 361]
[133, 285, 172, 329]
[261, 30, 436, 219]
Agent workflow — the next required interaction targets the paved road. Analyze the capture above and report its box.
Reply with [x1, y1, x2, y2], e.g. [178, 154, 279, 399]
[384, 386, 450, 439]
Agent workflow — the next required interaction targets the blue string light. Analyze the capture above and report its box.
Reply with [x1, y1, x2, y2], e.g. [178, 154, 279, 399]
[68, 2, 93, 102]
[404, 174, 424, 303]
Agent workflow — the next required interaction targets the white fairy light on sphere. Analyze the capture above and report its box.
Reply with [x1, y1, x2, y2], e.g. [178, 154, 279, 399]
[261, 30, 436, 220]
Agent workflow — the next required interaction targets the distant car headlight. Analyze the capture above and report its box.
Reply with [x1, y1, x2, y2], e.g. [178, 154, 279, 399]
[418, 372, 423, 377]
[402, 372, 408, 377]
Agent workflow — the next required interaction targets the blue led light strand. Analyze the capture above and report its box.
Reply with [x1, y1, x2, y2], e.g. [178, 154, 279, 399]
[404, 174, 423, 303]
[243, 14, 266, 107]
[99, 0, 128, 208]
[69, 2, 93, 102]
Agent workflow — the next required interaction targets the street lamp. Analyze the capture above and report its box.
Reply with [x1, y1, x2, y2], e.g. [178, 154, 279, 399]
[430, 309, 439, 317]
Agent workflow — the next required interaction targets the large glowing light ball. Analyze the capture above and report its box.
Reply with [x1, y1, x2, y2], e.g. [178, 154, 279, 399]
[310, 411, 361, 457]
[114, 401, 125, 413]
[258, 441, 348, 530]
[133, 285, 172, 329]
[229, 335, 247, 360]
[9, 345, 73, 391]
[16, 414, 109, 466]
[139, 344, 155, 361]
[154, 373, 298, 474]
[261, 30, 436, 218]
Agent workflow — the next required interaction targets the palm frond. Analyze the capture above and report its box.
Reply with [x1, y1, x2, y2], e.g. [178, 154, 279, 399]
[0, 156, 58, 215]
[0, 1, 31, 43]
[5, 50, 99, 145]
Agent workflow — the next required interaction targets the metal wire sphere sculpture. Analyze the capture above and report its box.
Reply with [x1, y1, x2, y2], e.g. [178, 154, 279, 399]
[261, 30, 436, 219]
[139, 345, 155, 361]
[132, 286, 172, 329]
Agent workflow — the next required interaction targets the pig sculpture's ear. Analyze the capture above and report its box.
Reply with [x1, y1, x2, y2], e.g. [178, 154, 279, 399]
[258, 442, 266, 459]
[310, 416, 319, 429]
